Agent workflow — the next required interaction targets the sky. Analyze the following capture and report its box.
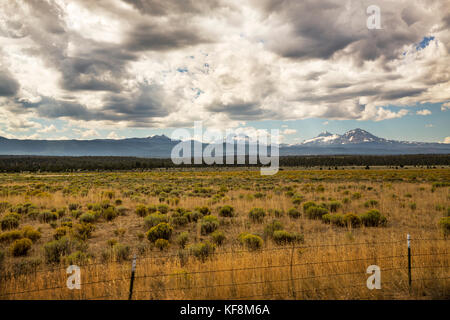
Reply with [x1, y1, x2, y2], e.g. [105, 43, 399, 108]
[0, 0, 449, 144]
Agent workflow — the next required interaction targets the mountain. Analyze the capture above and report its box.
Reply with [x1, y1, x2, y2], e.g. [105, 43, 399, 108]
[0, 129, 449, 157]
[302, 128, 387, 145]
[281, 128, 450, 155]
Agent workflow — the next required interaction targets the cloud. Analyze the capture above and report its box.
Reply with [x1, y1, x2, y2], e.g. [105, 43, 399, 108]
[282, 129, 297, 135]
[107, 131, 124, 139]
[0, 69, 19, 96]
[0, 0, 449, 134]
[38, 124, 58, 133]
[416, 109, 432, 116]
[444, 137, 450, 144]
[425, 124, 434, 128]
[441, 102, 450, 111]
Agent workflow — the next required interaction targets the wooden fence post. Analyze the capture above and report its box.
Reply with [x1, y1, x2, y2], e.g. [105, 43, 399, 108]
[407, 234, 412, 289]
[128, 254, 137, 300]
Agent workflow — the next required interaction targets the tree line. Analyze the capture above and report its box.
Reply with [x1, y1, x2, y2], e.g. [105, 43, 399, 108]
[0, 154, 448, 172]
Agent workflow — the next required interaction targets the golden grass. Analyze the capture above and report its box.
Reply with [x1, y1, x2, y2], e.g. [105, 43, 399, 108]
[0, 168, 449, 300]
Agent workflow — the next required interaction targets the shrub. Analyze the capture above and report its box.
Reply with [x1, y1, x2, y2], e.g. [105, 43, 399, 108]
[263, 220, 284, 239]
[364, 200, 379, 208]
[0, 250, 4, 269]
[189, 211, 203, 222]
[188, 241, 216, 261]
[328, 201, 342, 212]
[10, 238, 33, 257]
[360, 209, 387, 227]
[352, 192, 362, 199]
[287, 208, 301, 219]
[155, 239, 170, 251]
[305, 206, 329, 220]
[38, 211, 58, 223]
[64, 251, 90, 265]
[146, 222, 173, 242]
[219, 205, 235, 217]
[321, 213, 332, 224]
[21, 226, 41, 242]
[115, 199, 122, 206]
[1, 213, 20, 230]
[239, 233, 263, 250]
[102, 207, 118, 221]
[211, 230, 226, 246]
[302, 201, 316, 212]
[196, 206, 211, 216]
[68, 203, 80, 211]
[171, 211, 189, 226]
[157, 204, 169, 214]
[176, 231, 189, 248]
[113, 243, 130, 261]
[53, 227, 70, 240]
[70, 210, 82, 219]
[292, 195, 304, 205]
[343, 213, 361, 228]
[135, 204, 148, 217]
[79, 212, 97, 224]
[273, 230, 304, 245]
[439, 217, 450, 236]
[409, 203, 417, 210]
[72, 223, 95, 241]
[0, 230, 23, 243]
[144, 213, 169, 229]
[0, 201, 10, 213]
[329, 214, 345, 227]
[200, 215, 219, 235]
[248, 208, 266, 223]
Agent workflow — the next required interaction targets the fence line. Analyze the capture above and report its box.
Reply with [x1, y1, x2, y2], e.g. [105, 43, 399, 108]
[0, 238, 448, 299]
[2, 238, 446, 280]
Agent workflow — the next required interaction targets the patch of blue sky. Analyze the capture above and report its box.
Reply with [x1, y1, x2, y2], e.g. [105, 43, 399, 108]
[416, 36, 435, 50]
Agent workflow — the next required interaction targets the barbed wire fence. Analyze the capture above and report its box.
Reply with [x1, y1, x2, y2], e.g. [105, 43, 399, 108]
[0, 236, 448, 300]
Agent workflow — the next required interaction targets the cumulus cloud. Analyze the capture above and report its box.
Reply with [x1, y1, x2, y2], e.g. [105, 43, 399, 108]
[282, 129, 297, 135]
[416, 109, 432, 116]
[0, 0, 449, 134]
[107, 131, 124, 140]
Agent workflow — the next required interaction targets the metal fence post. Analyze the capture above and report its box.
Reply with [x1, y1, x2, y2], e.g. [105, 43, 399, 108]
[407, 234, 411, 288]
[128, 254, 137, 300]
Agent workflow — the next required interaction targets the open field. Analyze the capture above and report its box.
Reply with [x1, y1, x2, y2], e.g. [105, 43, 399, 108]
[0, 168, 449, 300]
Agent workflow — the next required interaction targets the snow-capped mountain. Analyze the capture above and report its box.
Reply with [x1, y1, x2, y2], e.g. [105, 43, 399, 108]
[302, 128, 388, 145]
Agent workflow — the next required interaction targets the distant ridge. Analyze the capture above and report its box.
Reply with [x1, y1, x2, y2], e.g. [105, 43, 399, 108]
[0, 130, 449, 157]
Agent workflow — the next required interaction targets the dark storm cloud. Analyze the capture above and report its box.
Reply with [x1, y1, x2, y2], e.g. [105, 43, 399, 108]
[122, 0, 222, 16]
[254, 0, 360, 60]
[0, 70, 20, 97]
[124, 22, 209, 52]
[207, 101, 276, 121]
[21, 97, 95, 121]
[102, 84, 171, 120]
[380, 88, 426, 100]
[15, 84, 171, 125]
[254, 0, 449, 65]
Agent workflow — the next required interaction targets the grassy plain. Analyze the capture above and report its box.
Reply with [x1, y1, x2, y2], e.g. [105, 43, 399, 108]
[0, 167, 449, 299]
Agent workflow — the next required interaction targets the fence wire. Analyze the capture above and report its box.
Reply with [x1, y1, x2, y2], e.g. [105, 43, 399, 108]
[0, 238, 448, 299]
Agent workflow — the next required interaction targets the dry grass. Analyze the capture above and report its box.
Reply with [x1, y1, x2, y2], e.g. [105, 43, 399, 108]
[0, 168, 449, 300]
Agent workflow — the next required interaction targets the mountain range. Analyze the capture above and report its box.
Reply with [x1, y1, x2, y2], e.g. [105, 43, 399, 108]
[0, 128, 449, 157]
